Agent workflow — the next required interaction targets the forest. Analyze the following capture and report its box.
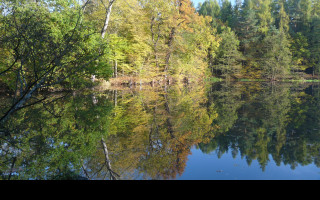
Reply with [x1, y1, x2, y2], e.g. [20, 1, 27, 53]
[2, 0, 320, 180]
[198, 0, 320, 81]
[2, 0, 320, 91]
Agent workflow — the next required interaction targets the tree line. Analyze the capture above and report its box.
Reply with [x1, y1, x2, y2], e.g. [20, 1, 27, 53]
[2, 0, 320, 87]
[198, 0, 320, 80]
[0, 0, 219, 122]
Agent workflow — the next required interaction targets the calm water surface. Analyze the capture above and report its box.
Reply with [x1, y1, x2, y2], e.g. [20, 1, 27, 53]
[1, 82, 320, 180]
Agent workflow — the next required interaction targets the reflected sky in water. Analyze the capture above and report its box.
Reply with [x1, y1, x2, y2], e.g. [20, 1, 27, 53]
[180, 148, 320, 180]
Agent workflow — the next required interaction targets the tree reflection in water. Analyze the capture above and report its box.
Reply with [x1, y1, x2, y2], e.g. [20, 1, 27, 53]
[1, 82, 320, 180]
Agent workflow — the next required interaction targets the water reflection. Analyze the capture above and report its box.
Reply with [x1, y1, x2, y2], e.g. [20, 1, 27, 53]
[202, 82, 320, 172]
[1, 82, 320, 180]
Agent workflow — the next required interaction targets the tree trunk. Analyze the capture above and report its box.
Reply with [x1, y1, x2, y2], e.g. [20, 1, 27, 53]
[90, 0, 116, 83]
[101, 0, 116, 39]
[114, 60, 118, 78]
[101, 138, 119, 180]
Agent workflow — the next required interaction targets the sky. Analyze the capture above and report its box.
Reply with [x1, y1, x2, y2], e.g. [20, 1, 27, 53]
[192, 0, 206, 7]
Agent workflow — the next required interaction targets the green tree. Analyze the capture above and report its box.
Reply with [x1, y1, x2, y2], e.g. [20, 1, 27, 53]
[230, 0, 243, 29]
[309, 15, 320, 75]
[259, 28, 292, 80]
[278, 1, 290, 34]
[255, 0, 274, 35]
[0, 0, 110, 123]
[300, 0, 312, 30]
[237, 0, 260, 64]
[220, 0, 233, 26]
[290, 32, 310, 72]
[213, 27, 243, 78]
[198, 0, 221, 27]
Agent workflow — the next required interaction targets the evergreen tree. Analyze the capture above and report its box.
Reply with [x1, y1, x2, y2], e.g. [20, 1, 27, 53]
[290, 32, 310, 72]
[259, 28, 292, 80]
[198, 0, 221, 27]
[238, 0, 260, 60]
[255, 0, 274, 35]
[300, 0, 312, 26]
[213, 27, 243, 78]
[287, 0, 301, 32]
[309, 15, 320, 75]
[198, 0, 220, 17]
[220, 0, 233, 26]
[278, 1, 290, 34]
[231, 0, 243, 29]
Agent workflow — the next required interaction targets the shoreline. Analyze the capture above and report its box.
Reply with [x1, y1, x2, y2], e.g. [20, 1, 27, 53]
[1, 76, 320, 95]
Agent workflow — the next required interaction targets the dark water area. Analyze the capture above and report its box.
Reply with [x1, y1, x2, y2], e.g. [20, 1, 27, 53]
[1, 82, 320, 180]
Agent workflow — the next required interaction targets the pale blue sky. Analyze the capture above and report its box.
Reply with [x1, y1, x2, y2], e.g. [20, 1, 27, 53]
[192, 0, 205, 7]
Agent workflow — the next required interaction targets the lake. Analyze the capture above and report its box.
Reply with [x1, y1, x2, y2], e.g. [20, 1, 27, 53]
[1, 81, 320, 180]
